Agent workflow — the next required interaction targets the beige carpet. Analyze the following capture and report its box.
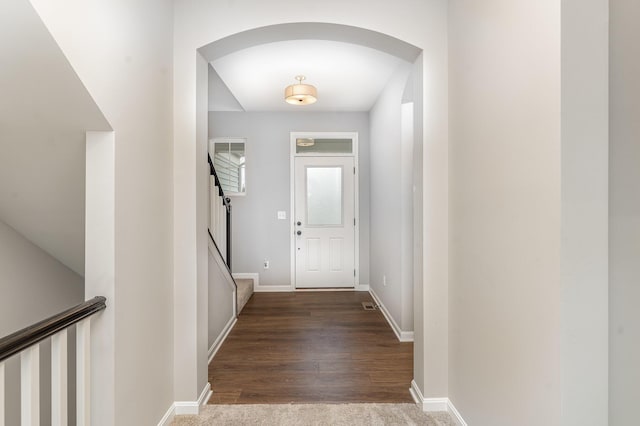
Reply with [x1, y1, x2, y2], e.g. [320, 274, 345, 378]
[171, 403, 455, 426]
[235, 278, 254, 313]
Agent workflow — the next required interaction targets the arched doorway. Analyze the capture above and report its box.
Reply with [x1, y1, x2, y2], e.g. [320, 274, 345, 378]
[172, 9, 449, 410]
[198, 22, 424, 404]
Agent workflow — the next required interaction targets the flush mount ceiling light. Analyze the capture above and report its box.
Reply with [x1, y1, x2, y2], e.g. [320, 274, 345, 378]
[284, 75, 317, 105]
[296, 138, 315, 147]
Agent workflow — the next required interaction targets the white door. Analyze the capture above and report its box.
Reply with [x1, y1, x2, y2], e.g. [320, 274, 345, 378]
[294, 156, 355, 288]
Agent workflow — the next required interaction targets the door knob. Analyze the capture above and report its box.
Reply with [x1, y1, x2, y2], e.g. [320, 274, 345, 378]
[296, 230, 302, 236]
[297, 221, 302, 226]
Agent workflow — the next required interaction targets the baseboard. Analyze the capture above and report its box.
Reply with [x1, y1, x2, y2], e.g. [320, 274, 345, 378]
[254, 285, 293, 292]
[232, 273, 259, 290]
[369, 288, 414, 342]
[423, 397, 449, 411]
[159, 382, 212, 424]
[410, 380, 467, 426]
[295, 287, 354, 292]
[208, 316, 237, 364]
[174, 383, 212, 415]
[199, 382, 213, 407]
[409, 380, 424, 405]
[249, 282, 367, 292]
[447, 400, 467, 426]
[233, 272, 294, 292]
[157, 404, 175, 426]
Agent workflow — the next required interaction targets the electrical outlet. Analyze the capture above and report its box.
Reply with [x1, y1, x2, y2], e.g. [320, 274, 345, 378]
[383, 275, 387, 286]
[277, 211, 287, 220]
[263, 260, 270, 269]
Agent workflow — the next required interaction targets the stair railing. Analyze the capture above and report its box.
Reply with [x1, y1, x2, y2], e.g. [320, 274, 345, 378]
[0, 296, 106, 426]
[208, 154, 232, 270]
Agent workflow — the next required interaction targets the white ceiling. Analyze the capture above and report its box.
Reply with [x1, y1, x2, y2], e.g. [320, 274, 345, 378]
[210, 40, 406, 112]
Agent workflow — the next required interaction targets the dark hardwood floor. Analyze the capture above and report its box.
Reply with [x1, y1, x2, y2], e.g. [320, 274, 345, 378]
[208, 291, 414, 404]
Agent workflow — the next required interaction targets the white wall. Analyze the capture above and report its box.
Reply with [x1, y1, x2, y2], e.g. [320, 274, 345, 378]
[174, 0, 449, 403]
[560, 1, 609, 424]
[1, 2, 107, 423]
[85, 131, 115, 424]
[208, 65, 243, 112]
[209, 111, 370, 287]
[369, 64, 414, 332]
[0, 219, 83, 425]
[29, 0, 175, 424]
[196, 54, 210, 398]
[448, 1, 608, 425]
[400, 102, 415, 331]
[610, 1, 640, 424]
[208, 244, 235, 353]
[448, 2, 562, 424]
[0, 0, 110, 276]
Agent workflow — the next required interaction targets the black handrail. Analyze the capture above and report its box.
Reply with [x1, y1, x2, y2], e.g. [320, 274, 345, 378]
[208, 154, 231, 209]
[208, 153, 232, 269]
[0, 296, 106, 363]
[208, 229, 238, 317]
[208, 229, 237, 287]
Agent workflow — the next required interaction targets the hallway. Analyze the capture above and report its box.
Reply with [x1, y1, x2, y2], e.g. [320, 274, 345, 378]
[208, 291, 413, 404]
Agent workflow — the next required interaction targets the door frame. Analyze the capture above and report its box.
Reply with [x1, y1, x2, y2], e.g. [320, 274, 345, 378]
[289, 131, 360, 290]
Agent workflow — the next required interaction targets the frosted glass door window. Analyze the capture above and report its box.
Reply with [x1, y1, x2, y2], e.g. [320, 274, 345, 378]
[306, 167, 343, 226]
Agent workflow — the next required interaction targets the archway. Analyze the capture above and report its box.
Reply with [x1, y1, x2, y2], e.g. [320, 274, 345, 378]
[198, 21, 424, 404]
[172, 7, 449, 409]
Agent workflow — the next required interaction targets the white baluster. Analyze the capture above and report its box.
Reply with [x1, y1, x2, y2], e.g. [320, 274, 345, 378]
[76, 320, 90, 426]
[21, 346, 40, 426]
[210, 180, 219, 241]
[51, 330, 68, 426]
[217, 197, 221, 247]
[214, 193, 220, 241]
[220, 201, 227, 261]
[0, 361, 5, 426]
[209, 176, 218, 231]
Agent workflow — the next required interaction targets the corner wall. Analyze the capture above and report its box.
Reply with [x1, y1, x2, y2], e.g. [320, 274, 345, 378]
[29, 0, 176, 424]
[448, 2, 562, 424]
[1, 0, 110, 278]
[448, 1, 609, 424]
[560, 1, 609, 424]
[610, 1, 640, 424]
[369, 64, 414, 332]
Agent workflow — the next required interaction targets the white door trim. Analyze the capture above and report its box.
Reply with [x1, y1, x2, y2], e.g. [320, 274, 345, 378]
[290, 132, 359, 290]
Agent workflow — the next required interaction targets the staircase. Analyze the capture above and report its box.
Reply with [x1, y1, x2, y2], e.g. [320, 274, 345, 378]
[208, 153, 254, 317]
[235, 278, 254, 314]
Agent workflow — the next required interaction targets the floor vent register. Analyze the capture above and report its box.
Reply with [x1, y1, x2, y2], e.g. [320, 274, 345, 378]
[362, 301, 377, 311]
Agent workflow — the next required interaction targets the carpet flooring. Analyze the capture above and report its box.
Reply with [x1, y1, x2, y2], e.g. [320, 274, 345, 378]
[171, 403, 455, 425]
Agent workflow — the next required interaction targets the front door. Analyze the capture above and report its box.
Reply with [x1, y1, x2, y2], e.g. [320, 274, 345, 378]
[294, 156, 355, 288]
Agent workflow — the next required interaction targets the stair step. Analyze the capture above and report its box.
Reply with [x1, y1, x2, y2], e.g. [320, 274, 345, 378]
[235, 278, 254, 314]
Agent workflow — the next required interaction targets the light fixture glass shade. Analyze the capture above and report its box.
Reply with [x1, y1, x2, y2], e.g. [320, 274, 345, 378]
[296, 138, 315, 147]
[285, 75, 317, 105]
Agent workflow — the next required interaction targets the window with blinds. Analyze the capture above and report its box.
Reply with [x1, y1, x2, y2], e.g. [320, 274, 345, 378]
[211, 138, 246, 195]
